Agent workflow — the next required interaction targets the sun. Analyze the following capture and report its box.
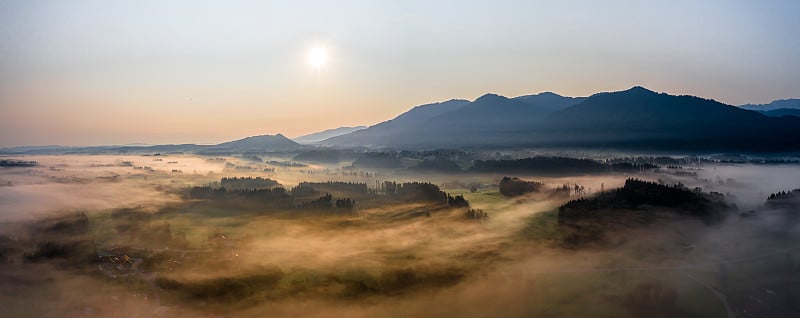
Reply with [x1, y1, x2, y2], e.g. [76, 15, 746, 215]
[307, 46, 328, 69]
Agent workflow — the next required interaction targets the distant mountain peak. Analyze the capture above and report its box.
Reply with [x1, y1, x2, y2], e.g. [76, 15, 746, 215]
[408, 99, 469, 111]
[213, 133, 301, 150]
[239, 134, 287, 140]
[535, 91, 563, 97]
[293, 126, 367, 144]
[474, 93, 509, 103]
[587, 86, 659, 100]
[740, 98, 800, 111]
[322, 86, 800, 151]
[625, 86, 657, 94]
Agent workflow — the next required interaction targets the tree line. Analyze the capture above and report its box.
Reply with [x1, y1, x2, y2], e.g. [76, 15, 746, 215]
[187, 179, 471, 214]
[471, 157, 659, 175]
[219, 177, 280, 190]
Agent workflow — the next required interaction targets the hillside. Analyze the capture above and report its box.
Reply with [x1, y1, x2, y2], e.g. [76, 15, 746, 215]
[0, 134, 303, 155]
[325, 87, 800, 151]
[758, 109, 800, 118]
[325, 92, 581, 147]
[554, 179, 730, 246]
[200, 134, 302, 153]
[740, 98, 800, 111]
[543, 86, 800, 150]
[293, 126, 366, 144]
[323, 99, 469, 146]
[513, 91, 586, 112]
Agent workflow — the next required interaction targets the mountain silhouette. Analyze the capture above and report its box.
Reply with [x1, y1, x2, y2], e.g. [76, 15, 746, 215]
[293, 126, 367, 144]
[325, 92, 582, 146]
[740, 99, 800, 111]
[757, 108, 800, 118]
[513, 91, 586, 112]
[6, 88, 799, 154]
[324, 99, 469, 146]
[325, 86, 800, 151]
[0, 134, 303, 155]
[204, 134, 302, 153]
[542, 86, 800, 150]
[432, 93, 546, 129]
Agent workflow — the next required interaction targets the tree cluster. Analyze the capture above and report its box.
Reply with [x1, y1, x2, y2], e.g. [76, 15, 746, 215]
[352, 152, 403, 168]
[0, 159, 38, 167]
[464, 209, 488, 220]
[293, 149, 356, 164]
[383, 181, 446, 202]
[297, 181, 369, 196]
[447, 194, 469, 208]
[472, 156, 660, 174]
[768, 188, 800, 200]
[558, 178, 728, 225]
[335, 198, 356, 213]
[187, 179, 471, 215]
[608, 162, 659, 171]
[472, 156, 606, 174]
[240, 154, 263, 163]
[300, 193, 333, 210]
[266, 160, 308, 167]
[498, 176, 544, 197]
[188, 186, 292, 208]
[766, 188, 800, 210]
[409, 159, 462, 172]
[220, 177, 280, 190]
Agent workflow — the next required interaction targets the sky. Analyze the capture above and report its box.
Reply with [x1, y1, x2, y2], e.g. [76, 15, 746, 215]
[1, 0, 799, 147]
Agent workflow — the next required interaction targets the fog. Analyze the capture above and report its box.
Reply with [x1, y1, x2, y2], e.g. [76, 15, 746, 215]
[1, 155, 799, 317]
[696, 164, 800, 210]
[0, 155, 224, 222]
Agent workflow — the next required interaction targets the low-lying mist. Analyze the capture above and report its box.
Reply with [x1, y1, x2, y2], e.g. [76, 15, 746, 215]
[1, 154, 799, 317]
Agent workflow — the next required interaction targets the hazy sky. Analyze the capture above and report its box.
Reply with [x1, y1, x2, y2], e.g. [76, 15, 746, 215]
[1, 0, 799, 147]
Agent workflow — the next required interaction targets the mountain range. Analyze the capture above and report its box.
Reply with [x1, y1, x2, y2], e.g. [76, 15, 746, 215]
[0, 134, 303, 155]
[292, 126, 366, 144]
[756, 108, 800, 118]
[740, 99, 800, 112]
[325, 92, 587, 147]
[3, 87, 799, 154]
[324, 87, 800, 151]
[739, 99, 800, 119]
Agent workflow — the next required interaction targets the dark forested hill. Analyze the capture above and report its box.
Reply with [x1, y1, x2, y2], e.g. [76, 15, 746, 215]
[322, 99, 469, 146]
[324, 92, 583, 147]
[740, 98, 800, 111]
[6, 88, 799, 154]
[293, 126, 366, 144]
[543, 86, 800, 150]
[201, 134, 302, 153]
[757, 108, 800, 118]
[513, 91, 586, 112]
[325, 86, 800, 151]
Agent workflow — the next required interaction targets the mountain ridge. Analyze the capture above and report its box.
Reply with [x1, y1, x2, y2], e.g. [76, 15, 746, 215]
[293, 126, 367, 144]
[0, 134, 303, 155]
[324, 86, 800, 151]
[5, 87, 800, 154]
[740, 99, 800, 111]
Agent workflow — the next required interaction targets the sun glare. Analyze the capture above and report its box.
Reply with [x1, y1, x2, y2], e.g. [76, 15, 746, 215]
[307, 46, 328, 70]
